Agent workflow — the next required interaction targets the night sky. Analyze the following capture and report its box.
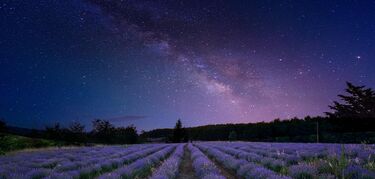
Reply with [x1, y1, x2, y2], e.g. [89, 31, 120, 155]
[1, 0, 375, 131]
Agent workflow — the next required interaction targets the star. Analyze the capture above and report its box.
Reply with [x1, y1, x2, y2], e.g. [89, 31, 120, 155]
[1, 0, 375, 130]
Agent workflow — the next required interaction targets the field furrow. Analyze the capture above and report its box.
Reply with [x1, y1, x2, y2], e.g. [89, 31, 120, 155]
[0, 142, 374, 179]
[150, 144, 185, 179]
[176, 144, 196, 179]
[188, 143, 226, 179]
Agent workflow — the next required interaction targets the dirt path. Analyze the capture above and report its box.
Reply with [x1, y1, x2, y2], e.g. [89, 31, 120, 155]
[177, 145, 196, 179]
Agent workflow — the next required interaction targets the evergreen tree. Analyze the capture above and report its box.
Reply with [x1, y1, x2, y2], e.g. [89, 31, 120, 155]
[326, 82, 375, 118]
[172, 119, 184, 143]
[67, 122, 86, 143]
[92, 119, 115, 143]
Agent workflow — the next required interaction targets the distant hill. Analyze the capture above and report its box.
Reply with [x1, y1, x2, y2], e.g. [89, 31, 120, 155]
[6, 126, 43, 136]
[3, 117, 375, 144]
[141, 117, 375, 143]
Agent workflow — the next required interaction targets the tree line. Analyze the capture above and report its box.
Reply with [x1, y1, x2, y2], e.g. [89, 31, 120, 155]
[143, 82, 375, 143]
[1, 82, 375, 144]
[0, 119, 138, 144]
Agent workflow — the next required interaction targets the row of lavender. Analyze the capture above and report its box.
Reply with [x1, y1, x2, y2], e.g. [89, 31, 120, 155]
[2, 142, 374, 179]
[0, 144, 178, 179]
[197, 142, 375, 179]
[0, 143, 227, 179]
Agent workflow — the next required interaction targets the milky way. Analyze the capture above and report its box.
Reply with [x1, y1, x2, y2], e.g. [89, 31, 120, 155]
[1, 0, 374, 130]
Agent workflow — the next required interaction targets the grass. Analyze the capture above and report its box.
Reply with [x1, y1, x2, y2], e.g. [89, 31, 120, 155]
[0, 133, 61, 154]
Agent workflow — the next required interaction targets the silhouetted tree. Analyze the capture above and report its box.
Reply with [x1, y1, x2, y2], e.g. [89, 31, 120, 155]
[0, 119, 6, 133]
[69, 122, 85, 133]
[67, 122, 86, 143]
[228, 130, 237, 141]
[92, 119, 115, 143]
[45, 123, 62, 140]
[326, 82, 375, 118]
[172, 119, 185, 143]
[115, 125, 138, 144]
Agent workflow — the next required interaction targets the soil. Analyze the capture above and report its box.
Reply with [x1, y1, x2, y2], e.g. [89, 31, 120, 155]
[209, 157, 241, 179]
[177, 145, 197, 179]
[203, 149, 240, 179]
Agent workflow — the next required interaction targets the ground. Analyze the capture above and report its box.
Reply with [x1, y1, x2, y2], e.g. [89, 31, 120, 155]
[177, 145, 196, 179]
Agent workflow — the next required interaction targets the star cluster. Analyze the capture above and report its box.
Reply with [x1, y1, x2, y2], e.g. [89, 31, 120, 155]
[1, 0, 375, 130]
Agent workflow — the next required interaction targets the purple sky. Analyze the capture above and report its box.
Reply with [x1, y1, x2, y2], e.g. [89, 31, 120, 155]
[1, 0, 375, 131]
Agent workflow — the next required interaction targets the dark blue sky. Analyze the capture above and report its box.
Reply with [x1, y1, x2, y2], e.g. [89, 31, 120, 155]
[1, 0, 374, 131]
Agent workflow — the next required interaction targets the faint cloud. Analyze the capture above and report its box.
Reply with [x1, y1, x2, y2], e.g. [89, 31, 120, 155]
[106, 115, 148, 121]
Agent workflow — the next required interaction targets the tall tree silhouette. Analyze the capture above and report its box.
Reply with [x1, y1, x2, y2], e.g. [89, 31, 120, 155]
[326, 82, 375, 118]
[115, 125, 138, 144]
[92, 119, 115, 143]
[67, 122, 86, 143]
[172, 119, 185, 143]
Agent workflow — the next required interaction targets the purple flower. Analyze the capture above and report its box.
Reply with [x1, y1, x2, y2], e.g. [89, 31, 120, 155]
[99, 145, 175, 178]
[288, 163, 317, 179]
[25, 168, 50, 178]
[188, 144, 226, 179]
[344, 164, 375, 179]
[150, 144, 184, 179]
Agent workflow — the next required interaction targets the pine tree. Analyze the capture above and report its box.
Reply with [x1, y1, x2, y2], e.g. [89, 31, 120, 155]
[326, 82, 375, 118]
[172, 119, 184, 143]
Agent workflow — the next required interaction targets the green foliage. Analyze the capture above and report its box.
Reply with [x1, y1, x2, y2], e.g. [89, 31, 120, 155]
[45, 123, 62, 140]
[66, 122, 86, 143]
[143, 117, 375, 143]
[114, 125, 138, 144]
[295, 173, 314, 179]
[228, 130, 237, 141]
[41, 119, 138, 144]
[326, 82, 375, 118]
[365, 161, 375, 172]
[92, 119, 116, 143]
[326, 145, 349, 178]
[279, 166, 289, 175]
[4, 82, 375, 144]
[171, 119, 186, 143]
[0, 134, 59, 154]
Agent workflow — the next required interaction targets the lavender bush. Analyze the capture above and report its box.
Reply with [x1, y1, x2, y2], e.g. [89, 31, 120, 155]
[0, 142, 374, 179]
[0, 144, 166, 178]
[188, 144, 226, 179]
[199, 142, 375, 179]
[196, 143, 290, 179]
[98, 145, 175, 179]
[150, 144, 185, 179]
[288, 163, 317, 179]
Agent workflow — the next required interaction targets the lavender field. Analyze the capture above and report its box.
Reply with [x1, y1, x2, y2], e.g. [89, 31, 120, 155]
[0, 142, 375, 179]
